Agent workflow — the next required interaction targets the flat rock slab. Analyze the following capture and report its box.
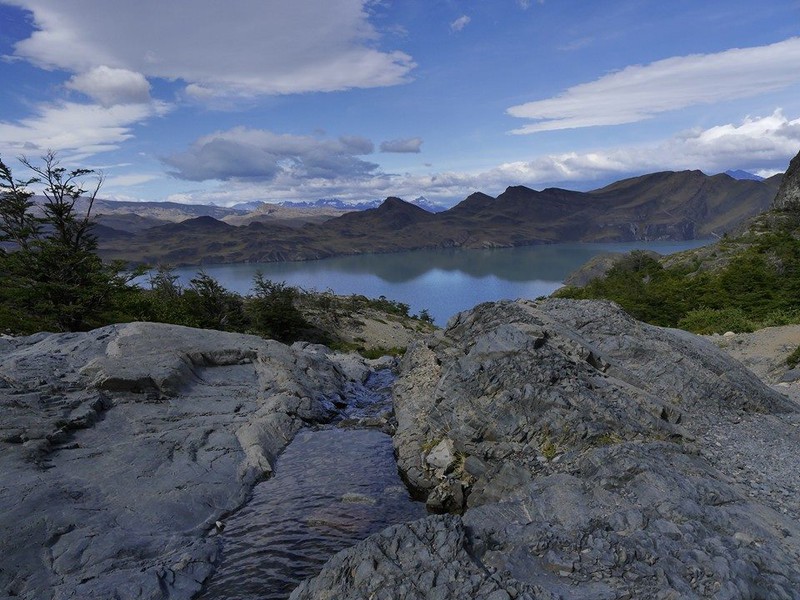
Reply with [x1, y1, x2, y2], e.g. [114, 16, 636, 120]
[0, 322, 368, 599]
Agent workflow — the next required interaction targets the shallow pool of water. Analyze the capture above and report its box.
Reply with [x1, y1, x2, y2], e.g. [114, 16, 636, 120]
[199, 374, 426, 599]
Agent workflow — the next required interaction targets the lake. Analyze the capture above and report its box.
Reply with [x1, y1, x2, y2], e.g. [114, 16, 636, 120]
[167, 241, 710, 325]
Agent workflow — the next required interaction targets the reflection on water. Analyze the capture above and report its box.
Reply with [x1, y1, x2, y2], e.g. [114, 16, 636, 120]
[199, 372, 426, 600]
[170, 241, 709, 324]
[200, 429, 424, 600]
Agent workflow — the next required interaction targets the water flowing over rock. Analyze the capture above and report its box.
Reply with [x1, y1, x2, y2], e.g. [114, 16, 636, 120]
[0, 322, 371, 599]
[295, 299, 800, 599]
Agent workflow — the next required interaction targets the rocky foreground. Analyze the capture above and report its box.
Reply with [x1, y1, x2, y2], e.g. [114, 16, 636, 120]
[0, 322, 374, 599]
[294, 299, 800, 599]
[2, 300, 799, 599]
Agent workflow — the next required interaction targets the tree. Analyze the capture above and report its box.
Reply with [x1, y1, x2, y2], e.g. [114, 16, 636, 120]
[0, 152, 132, 333]
[20, 151, 103, 252]
[182, 271, 246, 331]
[248, 272, 309, 342]
[0, 159, 40, 250]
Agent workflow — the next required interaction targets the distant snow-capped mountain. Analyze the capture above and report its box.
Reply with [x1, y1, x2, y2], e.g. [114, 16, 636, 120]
[724, 169, 764, 181]
[228, 200, 267, 212]
[276, 196, 448, 212]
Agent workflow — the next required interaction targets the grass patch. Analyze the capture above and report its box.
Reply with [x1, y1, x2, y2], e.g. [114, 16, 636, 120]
[540, 437, 559, 460]
[594, 431, 624, 446]
[787, 346, 800, 368]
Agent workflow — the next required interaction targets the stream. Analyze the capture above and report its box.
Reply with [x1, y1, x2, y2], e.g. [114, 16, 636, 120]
[199, 370, 426, 599]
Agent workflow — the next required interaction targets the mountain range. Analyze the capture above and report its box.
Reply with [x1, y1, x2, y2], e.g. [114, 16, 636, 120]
[96, 169, 783, 266]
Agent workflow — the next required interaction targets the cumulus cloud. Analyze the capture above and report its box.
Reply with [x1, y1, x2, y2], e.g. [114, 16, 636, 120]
[65, 66, 151, 107]
[7, 0, 415, 98]
[163, 128, 379, 182]
[0, 100, 170, 161]
[162, 110, 800, 206]
[491, 110, 800, 184]
[450, 15, 471, 32]
[508, 37, 800, 133]
[380, 137, 423, 153]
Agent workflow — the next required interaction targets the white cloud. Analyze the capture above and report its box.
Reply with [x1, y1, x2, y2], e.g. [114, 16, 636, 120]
[492, 110, 800, 184]
[508, 37, 800, 133]
[0, 100, 170, 161]
[450, 15, 471, 32]
[104, 173, 160, 187]
[66, 66, 151, 107]
[380, 137, 423, 153]
[7, 0, 415, 98]
[163, 127, 378, 182]
[161, 110, 800, 206]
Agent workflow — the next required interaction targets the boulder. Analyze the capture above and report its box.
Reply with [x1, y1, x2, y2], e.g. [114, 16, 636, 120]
[773, 148, 800, 211]
[297, 299, 800, 598]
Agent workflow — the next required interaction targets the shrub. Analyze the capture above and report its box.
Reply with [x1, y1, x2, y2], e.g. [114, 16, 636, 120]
[182, 272, 246, 331]
[557, 221, 800, 333]
[247, 272, 310, 343]
[677, 307, 756, 334]
[787, 346, 800, 368]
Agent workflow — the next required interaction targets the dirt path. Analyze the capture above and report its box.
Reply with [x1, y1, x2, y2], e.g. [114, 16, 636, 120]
[708, 324, 800, 403]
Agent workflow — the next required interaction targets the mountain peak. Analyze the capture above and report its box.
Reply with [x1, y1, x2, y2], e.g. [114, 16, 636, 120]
[450, 192, 495, 215]
[376, 197, 431, 214]
[724, 169, 764, 181]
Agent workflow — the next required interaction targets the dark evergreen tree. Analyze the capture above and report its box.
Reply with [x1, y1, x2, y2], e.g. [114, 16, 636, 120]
[248, 272, 310, 342]
[0, 152, 133, 332]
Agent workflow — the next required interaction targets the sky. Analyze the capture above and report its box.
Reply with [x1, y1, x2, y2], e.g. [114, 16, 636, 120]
[1, 0, 800, 208]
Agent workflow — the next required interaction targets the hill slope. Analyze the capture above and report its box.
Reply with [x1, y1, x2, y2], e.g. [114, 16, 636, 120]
[555, 152, 800, 337]
[97, 170, 782, 265]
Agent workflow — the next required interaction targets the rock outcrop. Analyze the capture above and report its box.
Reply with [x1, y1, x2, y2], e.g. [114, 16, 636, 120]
[561, 250, 661, 288]
[0, 322, 370, 599]
[295, 299, 800, 599]
[773, 148, 800, 210]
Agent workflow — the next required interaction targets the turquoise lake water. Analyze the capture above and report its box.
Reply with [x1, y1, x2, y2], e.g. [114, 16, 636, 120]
[168, 241, 710, 325]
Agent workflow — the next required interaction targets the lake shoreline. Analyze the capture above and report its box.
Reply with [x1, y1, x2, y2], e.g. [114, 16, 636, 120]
[158, 240, 712, 325]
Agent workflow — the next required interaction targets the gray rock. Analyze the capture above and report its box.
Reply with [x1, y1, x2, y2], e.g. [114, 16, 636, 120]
[562, 250, 661, 288]
[0, 322, 368, 600]
[290, 515, 556, 600]
[298, 299, 800, 598]
[773, 149, 800, 211]
[780, 368, 800, 383]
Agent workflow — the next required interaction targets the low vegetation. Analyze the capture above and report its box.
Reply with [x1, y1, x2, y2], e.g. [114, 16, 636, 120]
[555, 209, 800, 335]
[0, 154, 434, 352]
[787, 345, 800, 369]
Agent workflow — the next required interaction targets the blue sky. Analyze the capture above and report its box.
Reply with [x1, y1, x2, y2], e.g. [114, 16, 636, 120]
[1, 0, 799, 207]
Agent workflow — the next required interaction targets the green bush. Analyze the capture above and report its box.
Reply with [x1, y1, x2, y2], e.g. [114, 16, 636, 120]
[787, 346, 800, 368]
[556, 223, 800, 334]
[182, 272, 246, 331]
[677, 307, 756, 334]
[247, 272, 311, 343]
